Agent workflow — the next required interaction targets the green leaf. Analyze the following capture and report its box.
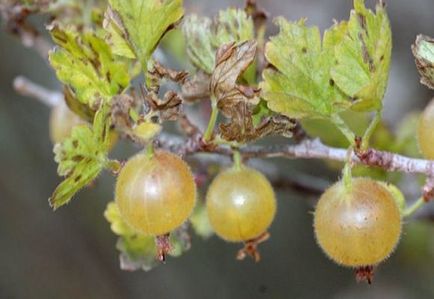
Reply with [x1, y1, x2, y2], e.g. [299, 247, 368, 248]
[182, 15, 215, 73]
[331, 0, 392, 111]
[49, 24, 130, 108]
[103, 7, 136, 59]
[213, 8, 255, 48]
[182, 8, 254, 74]
[104, 201, 190, 271]
[261, 18, 350, 119]
[412, 35, 434, 90]
[49, 104, 112, 209]
[107, 0, 184, 70]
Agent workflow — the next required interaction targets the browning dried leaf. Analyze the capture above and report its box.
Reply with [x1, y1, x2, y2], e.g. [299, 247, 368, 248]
[111, 93, 138, 130]
[211, 40, 257, 99]
[148, 61, 189, 92]
[210, 40, 293, 142]
[211, 41, 264, 142]
[412, 34, 434, 90]
[145, 90, 183, 121]
[255, 115, 295, 138]
[181, 71, 211, 102]
[64, 86, 94, 122]
[244, 0, 267, 30]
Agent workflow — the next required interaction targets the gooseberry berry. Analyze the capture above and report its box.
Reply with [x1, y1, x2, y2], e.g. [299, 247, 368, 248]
[418, 99, 434, 159]
[314, 177, 402, 267]
[115, 150, 196, 236]
[206, 166, 276, 242]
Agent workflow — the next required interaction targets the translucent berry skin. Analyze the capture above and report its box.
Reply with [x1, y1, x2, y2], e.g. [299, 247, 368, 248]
[418, 100, 434, 159]
[314, 177, 402, 267]
[49, 102, 85, 144]
[115, 150, 196, 236]
[206, 166, 276, 242]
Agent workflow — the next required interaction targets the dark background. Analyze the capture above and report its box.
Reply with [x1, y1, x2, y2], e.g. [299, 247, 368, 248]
[0, 0, 434, 298]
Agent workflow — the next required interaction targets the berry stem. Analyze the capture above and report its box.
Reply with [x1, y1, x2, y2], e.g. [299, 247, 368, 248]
[403, 197, 425, 218]
[361, 110, 381, 151]
[203, 96, 219, 142]
[342, 148, 353, 192]
[146, 142, 155, 158]
[332, 114, 356, 146]
[233, 150, 242, 170]
[342, 162, 352, 192]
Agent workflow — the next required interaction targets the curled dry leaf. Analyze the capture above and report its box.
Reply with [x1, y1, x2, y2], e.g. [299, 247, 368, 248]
[412, 34, 434, 90]
[181, 71, 211, 102]
[245, 0, 267, 30]
[63, 86, 94, 123]
[147, 61, 189, 93]
[211, 40, 258, 99]
[111, 93, 138, 130]
[145, 90, 183, 121]
[211, 40, 293, 142]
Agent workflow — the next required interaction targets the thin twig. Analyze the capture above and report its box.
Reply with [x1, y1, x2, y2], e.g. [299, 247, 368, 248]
[9, 74, 434, 211]
[13, 76, 62, 107]
[157, 134, 434, 177]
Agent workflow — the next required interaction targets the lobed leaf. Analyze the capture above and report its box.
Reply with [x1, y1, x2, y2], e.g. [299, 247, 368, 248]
[331, 0, 392, 111]
[412, 35, 434, 90]
[182, 8, 254, 74]
[213, 8, 255, 49]
[49, 103, 112, 210]
[261, 18, 350, 119]
[48, 24, 130, 108]
[106, 0, 184, 70]
[182, 15, 215, 73]
[104, 201, 191, 271]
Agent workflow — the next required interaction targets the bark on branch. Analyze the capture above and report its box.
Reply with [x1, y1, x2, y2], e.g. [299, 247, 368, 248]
[157, 134, 434, 177]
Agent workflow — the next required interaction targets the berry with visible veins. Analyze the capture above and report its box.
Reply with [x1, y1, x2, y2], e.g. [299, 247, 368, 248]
[115, 150, 196, 236]
[206, 166, 276, 242]
[314, 177, 402, 268]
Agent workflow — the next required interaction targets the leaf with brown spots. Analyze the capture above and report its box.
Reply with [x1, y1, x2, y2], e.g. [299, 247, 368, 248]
[104, 201, 191, 271]
[331, 0, 392, 111]
[106, 0, 184, 72]
[261, 18, 349, 119]
[50, 103, 112, 210]
[48, 24, 130, 108]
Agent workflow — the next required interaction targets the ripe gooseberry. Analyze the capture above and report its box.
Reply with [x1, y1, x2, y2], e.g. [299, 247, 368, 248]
[206, 165, 276, 242]
[314, 177, 402, 268]
[49, 101, 85, 144]
[115, 150, 196, 236]
[418, 99, 434, 159]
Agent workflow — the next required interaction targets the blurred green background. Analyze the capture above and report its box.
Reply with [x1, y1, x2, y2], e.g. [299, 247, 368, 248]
[0, 0, 434, 298]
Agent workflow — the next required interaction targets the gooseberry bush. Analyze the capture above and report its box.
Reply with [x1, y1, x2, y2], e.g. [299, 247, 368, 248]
[2, 0, 434, 282]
